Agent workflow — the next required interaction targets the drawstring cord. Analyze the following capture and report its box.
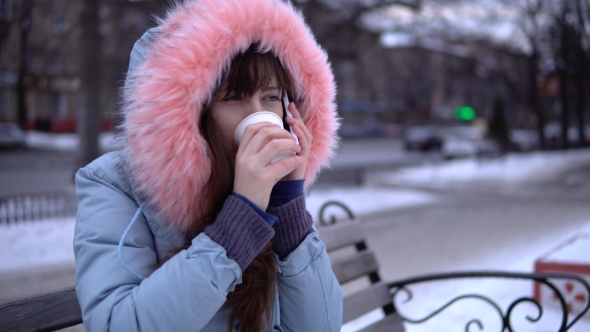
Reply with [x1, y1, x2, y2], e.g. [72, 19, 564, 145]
[118, 202, 146, 281]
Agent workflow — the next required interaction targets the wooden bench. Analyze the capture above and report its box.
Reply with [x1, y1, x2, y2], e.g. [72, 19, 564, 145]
[0, 288, 81, 332]
[318, 219, 405, 332]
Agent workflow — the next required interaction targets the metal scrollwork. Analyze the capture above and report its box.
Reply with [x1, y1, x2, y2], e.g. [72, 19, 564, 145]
[318, 200, 355, 226]
[388, 271, 590, 332]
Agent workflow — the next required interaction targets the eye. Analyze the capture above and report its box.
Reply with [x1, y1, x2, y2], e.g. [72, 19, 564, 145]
[265, 95, 281, 102]
[222, 94, 241, 102]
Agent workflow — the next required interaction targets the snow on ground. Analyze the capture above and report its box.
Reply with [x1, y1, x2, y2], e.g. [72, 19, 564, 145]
[306, 186, 440, 222]
[26, 131, 120, 151]
[3, 149, 590, 330]
[377, 149, 590, 188]
[343, 219, 590, 332]
[0, 187, 441, 274]
[0, 217, 76, 273]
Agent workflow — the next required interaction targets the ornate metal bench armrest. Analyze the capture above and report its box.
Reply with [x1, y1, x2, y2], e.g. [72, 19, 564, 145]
[386, 271, 590, 332]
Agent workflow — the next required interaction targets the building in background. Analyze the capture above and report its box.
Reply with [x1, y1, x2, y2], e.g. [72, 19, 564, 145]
[297, 0, 533, 139]
[1, 0, 583, 143]
[0, 0, 163, 132]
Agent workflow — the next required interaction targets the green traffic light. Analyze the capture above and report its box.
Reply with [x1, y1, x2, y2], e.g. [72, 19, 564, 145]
[455, 106, 476, 121]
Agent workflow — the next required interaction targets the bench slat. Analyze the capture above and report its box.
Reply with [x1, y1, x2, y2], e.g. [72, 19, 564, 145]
[319, 221, 366, 251]
[0, 287, 82, 332]
[331, 250, 379, 284]
[343, 282, 392, 322]
[359, 312, 405, 332]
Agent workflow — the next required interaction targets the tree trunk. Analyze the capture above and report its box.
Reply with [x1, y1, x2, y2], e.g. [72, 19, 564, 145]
[576, 75, 586, 147]
[77, 0, 102, 168]
[558, 69, 570, 149]
[528, 51, 545, 150]
[16, 0, 33, 131]
[558, 20, 570, 150]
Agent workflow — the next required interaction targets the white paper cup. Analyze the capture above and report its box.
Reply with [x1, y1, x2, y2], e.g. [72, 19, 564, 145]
[234, 112, 284, 145]
[234, 111, 295, 164]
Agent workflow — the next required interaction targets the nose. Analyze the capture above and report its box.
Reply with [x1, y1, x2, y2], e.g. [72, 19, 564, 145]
[244, 98, 264, 115]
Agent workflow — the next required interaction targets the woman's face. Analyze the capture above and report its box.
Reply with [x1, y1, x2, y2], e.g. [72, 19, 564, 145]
[209, 80, 284, 155]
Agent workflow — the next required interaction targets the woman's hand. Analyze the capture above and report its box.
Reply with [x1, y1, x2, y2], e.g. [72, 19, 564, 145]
[283, 103, 312, 181]
[233, 121, 303, 210]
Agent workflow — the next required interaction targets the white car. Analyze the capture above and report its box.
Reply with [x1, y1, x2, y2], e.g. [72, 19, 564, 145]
[442, 126, 501, 159]
[0, 123, 27, 150]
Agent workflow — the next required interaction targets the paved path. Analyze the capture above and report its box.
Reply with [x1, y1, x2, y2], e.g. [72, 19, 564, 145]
[362, 188, 590, 283]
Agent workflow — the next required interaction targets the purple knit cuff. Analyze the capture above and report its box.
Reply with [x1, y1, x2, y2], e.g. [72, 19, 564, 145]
[204, 195, 275, 270]
[266, 194, 313, 260]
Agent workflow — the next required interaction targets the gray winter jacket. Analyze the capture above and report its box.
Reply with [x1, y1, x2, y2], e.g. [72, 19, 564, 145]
[74, 0, 342, 330]
[74, 152, 342, 331]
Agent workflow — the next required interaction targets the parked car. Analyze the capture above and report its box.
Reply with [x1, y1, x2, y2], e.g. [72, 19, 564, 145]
[0, 123, 27, 150]
[442, 126, 502, 159]
[402, 126, 443, 151]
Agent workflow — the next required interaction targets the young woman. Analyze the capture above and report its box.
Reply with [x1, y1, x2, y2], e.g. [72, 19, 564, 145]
[73, 0, 341, 331]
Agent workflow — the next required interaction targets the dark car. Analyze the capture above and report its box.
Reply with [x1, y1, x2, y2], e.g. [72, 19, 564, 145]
[0, 123, 27, 150]
[403, 126, 443, 151]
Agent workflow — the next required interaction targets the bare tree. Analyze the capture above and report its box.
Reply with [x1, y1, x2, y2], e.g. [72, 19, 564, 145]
[16, 0, 33, 131]
[293, 0, 421, 119]
[508, 0, 553, 150]
[77, 0, 102, 168]
[568, 0, 589, 147]
[546, 0, 589, 148]
[0, 0, 13, 47]
[367, 0, 589, 149]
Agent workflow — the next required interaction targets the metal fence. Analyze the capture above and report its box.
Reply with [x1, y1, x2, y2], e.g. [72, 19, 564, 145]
[0, 190, 77, 224]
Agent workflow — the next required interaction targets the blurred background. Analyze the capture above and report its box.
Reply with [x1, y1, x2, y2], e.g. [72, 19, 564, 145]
[1, 0, 590, 330]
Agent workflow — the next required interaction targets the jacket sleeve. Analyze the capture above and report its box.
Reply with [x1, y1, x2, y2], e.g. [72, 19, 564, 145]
[276, 229, 343, 332]
[74, 163, 242, 332]
[269, 198, 343, 332]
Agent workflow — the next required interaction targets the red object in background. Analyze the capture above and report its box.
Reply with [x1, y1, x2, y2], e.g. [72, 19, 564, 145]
[100, 119, 114, 132]
[26, 118, 114, 133]
[533, 234, 590, 317]
[51, 118, 77, 133]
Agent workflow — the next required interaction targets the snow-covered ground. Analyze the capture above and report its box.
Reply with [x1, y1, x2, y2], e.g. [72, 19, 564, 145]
[342, 219, 590, 332]
[26, 131, 120, 151]
[0, 217, 76, 273]
[372, 149, 590, 189]
[0, 187, 440, 274]
[307, 186, 440, 222]
[2, 148, 590, 330]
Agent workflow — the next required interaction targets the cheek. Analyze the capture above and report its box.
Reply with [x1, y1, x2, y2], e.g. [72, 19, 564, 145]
[269, 104, 284, 119]
[217, 118, 240, 148]
[209, 110, 239, 150]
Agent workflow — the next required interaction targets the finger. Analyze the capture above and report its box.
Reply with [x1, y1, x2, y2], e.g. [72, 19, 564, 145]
[288, 103, 302, 120]
[289, 122, 310, 156]
[238, 122, 281, 149]
[240, 122, 293, 154]
[286, 116, 312, 150]
[264, 155, 305, 182]
[258, 138, 301, 165]
[285, 105, 311, 140]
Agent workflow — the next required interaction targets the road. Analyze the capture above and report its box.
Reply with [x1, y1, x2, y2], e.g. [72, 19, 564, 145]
[361, 183, 590, 283]
[0, 149, 77, 196]
[0, 138, 439, 195]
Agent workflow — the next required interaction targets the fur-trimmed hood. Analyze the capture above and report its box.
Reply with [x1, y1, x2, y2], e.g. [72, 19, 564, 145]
[121, 0, 339, 231]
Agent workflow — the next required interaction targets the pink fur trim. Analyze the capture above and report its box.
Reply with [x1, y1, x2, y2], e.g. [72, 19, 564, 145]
[125, 0, 339, 230]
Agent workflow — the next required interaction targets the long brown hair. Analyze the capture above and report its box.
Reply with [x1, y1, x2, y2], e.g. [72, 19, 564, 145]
[191, 44, 292, 332]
